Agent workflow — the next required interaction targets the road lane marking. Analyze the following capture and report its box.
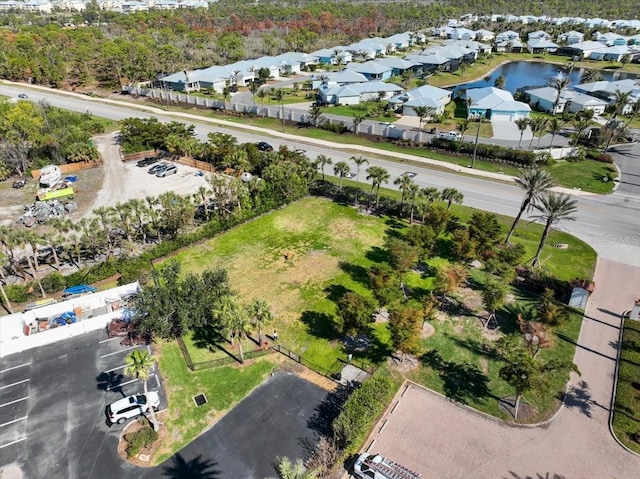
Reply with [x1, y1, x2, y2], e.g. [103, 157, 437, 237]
[575, 221, 603, 228]
[99, 337, 122, 344]
[0, 437, 28, 449]
[0, 379, 29, 390]
[106, 378, 137, 391]
[99, 346, 137, 358]
[0, 363, 31, 374]
[0, 397, 29, 408]
[0, 416, 28, 428]
[104, 365, 127, 373]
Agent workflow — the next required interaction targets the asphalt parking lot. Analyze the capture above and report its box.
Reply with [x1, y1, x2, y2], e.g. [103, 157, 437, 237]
[0, 329, 160, 479]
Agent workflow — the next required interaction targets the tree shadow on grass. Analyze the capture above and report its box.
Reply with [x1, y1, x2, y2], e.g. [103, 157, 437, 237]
[365, 246, 390, 264]
[420, 350, 492, 405]
[338, 262, 370, 289]
[323, 284, 349, 303]
[160, 453, 221, 478]
[300, 310, 339, 340]
[450, 335, 499, 360]
[191, 324, 225, 352]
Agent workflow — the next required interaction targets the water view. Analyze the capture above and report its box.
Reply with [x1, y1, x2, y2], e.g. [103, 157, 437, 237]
[450, 61, 639, 95]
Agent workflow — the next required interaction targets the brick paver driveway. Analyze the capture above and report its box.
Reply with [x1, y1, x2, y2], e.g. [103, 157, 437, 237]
[364, 259, 640, 479]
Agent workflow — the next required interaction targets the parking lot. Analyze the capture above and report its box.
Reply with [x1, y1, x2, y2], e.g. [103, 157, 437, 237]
[0, 329, 161, 479]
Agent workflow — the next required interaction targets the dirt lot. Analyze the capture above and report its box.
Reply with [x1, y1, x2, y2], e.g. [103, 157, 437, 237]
[0, 132, 210, 228]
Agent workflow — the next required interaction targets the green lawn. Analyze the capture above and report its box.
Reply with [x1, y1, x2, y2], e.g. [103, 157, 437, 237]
[154, 341, 275, 463]
[612, 319, 640, 453]
[548, 160, 617, 194]
[158, 197, 594, 423]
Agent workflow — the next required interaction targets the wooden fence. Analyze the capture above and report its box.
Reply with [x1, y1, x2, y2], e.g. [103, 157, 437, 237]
[175, 156, 216, 174]
[121, 150, 157, 163]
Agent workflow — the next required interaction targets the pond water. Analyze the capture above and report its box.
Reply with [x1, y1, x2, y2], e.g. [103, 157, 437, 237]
[450, 61, 638, 95]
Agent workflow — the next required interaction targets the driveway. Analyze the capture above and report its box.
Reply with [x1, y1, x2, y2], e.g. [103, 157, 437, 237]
[362, 258, 640, 478]
[609, 141, 640, 195]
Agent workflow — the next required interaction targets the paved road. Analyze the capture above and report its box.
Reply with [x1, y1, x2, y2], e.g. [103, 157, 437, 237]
[609, 142, 640, 195]
[365, 258, 640, 479]
[2, 82, 639, 267]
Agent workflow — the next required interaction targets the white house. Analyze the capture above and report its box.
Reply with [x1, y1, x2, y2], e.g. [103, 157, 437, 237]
[388, 84, 452, 116]
[558, 30, 585, 44]
[466, 87, 531, 121]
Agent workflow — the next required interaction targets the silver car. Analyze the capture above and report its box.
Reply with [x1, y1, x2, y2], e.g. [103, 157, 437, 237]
[156, 165, 177, 177]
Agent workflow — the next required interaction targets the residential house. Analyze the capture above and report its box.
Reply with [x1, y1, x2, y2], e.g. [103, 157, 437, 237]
[525, 86, 608, 115]
[120, 1, 148, 12]
[345, 61, 393, 81]
[628, 34, 640, 46]
[557, 40, 606, 58]
[475, 29, 495, 42]
[574, 79, 640, 114]
[22, 0, 52, 12]
[386, 33, 413, 50]
[466, 87, 531, 121]
[448, 28, 476, 41]
[527, 39, 558, 54]
[275, 52, 317, 75]
[528, 30, 551, 41]
[590, 45, 632, 62]
[388, 84, 452, 116]
[318, 85, 360, 105]
[557, 30, 585, 45]
[310, 70, 368, 89]
[495, 30, 520, 43]
[584, 18, 611, 29]
[151, 0, 179, 9]
[318, 80, 402, 105]
[375, 57, 421, 77]
[0, 1, 24, 10]
[54, 0, 86, 10]
[596, 32, 628, 46]
[404, 53, 453, 74]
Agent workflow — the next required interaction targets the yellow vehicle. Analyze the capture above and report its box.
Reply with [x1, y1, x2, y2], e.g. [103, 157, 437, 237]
[37, 187, 74, 202]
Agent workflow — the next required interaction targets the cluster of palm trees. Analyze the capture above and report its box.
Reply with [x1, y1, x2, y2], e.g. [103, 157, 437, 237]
[506, 168, 578, 267]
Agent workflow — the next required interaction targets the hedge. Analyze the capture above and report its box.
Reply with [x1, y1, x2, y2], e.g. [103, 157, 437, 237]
[429, 137, 538, 166]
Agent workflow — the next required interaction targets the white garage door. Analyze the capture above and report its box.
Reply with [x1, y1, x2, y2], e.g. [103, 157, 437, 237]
[491, 112, 512, 121]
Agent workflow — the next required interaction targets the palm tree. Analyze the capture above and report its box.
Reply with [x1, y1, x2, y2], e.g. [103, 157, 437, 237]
[546, 118, 563, 149]
[394, 174, 413, 210]
[528, 117, 547, 149]
[124, 349, 159, 431]
[333, 161, 350, 190]
[549, 66, 572, 114]
[515, 118, 530, 148]
[625, 99, 640, 128]
[352, 114, 366, 135]
[0, 252, 13, 313]
[413, 106, 433, 142]
[248, 299, 272, 345]
[256, 89, 267, 117]
[580, 69, 602, 84]
[441, 187, 463, 210]
[420, 187, 440, 206]
[274, 88, 286, 132]
[350, 156, 369, 185]
[217, 298, 251, 363]
[494, 74, 506, 89]
[314, 154, 332, 181]
[531, 193, 578, 267]
[457, 118, 470, 140]
[611, 89, 631, 119]
[366, 166, 390, 210]
[570, 115, 592, 156]
[505, 169, 555, 243]
[407, 182, 420, 224]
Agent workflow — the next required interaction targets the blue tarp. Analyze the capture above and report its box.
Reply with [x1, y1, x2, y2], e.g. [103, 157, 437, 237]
[50, 311, 76, 327]
[63, 284, 97, 295]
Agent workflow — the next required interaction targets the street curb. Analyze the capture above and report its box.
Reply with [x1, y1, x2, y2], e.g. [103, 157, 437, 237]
[608, 312, 640, 457]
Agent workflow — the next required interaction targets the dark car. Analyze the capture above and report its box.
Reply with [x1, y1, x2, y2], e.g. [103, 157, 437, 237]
[136, 156, 159, 167]
[148, 163, 168, 174]
[257, 141, 274, 152]
[18, 93, 29, 99]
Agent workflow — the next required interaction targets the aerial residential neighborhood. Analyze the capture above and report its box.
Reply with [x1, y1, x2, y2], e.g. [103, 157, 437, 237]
[1, 3, 640, 479]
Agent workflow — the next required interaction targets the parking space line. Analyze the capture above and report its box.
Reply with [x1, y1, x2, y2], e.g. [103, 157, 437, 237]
[0, 396, 29, 408]
[0, 362, 31, 374]
[104, 365, 127, 373]
[106, 378, 137, 391]
[0, 379, 29, 390]
[0, 416, 28, 428]
[99, 337, 122, 344]
[0, 437, 27, 450]
[99, 346, 138, 358]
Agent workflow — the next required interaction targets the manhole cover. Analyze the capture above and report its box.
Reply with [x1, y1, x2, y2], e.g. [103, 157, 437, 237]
[553, 243, 569, 249]
[193, 393, 207, 407]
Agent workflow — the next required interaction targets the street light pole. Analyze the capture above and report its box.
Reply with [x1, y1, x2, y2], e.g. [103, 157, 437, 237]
[471, 112, 483, 169]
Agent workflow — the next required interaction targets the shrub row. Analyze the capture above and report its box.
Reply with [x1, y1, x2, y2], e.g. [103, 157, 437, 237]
[124, 421, 158, 458]
[429, 138, 539, 166]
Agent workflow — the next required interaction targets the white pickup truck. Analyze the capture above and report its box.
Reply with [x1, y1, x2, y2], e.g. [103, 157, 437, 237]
[436, 131, 463, 141]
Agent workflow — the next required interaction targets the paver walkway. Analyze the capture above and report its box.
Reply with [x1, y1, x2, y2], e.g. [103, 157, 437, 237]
[364, 258, 640, 478]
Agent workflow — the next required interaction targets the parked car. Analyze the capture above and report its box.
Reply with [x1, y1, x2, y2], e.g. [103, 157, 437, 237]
[157, 165, 177, 177]
[257, 141, 274, 152]
[18, 93, 29, 99]
[107, 392, 160, 425]
[148, 163, 168, 175]
[436, 131, 463, 141]
[136, 157, 159, 167]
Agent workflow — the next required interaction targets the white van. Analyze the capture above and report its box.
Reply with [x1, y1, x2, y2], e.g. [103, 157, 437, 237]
[436, 131, 463, 141]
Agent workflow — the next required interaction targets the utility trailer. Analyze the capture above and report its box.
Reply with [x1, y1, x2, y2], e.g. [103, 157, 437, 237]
[353, 453, 421, 479]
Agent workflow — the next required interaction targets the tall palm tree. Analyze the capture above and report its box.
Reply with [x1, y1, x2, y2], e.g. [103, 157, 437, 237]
[216, 298, 251, 363]
[352, 114, 366, 135]
[515, 118, 530, 148]
[407, 182, 420, 224]
[256, 88, 267, 117]
[248, 299, 272, 345]
[333, 161, 350, 190]
[129, 198, 149, 244]
[505, 169, 555, 243]
[546, 118, 563, 149]
[440, 187, 463, 210]
[625, 99, 640, 128]
[570, 115, 592, 157]
[528, 117, 547, 149]
[611, 89, 631, 119]
[366, 166, 390, 210]
[549, 65, 572, 114]
[531, 193, 578, 267]
[314, 154, 332, 181]
[420, 187, 441, 206]
[394, 174, 413, 210]
[350, 156, 369, 185]
[274, 88, 286, 132]
[124, 349, 159, 431]
[93, 206, 114, 249]
[413, 106, 434, 142]
[457, 118, 470, 139]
